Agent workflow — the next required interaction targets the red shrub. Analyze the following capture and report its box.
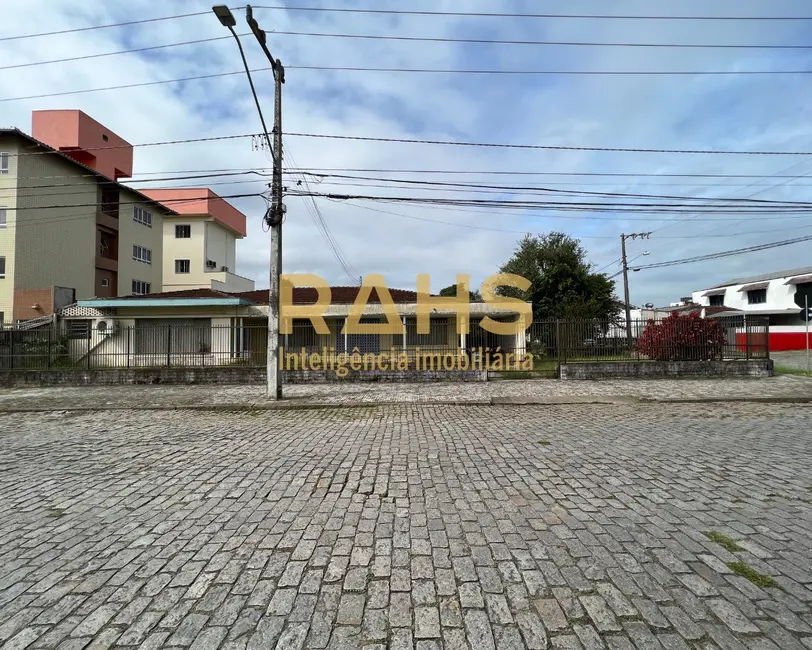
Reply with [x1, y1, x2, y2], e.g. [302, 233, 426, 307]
[637, 312, 727, 361]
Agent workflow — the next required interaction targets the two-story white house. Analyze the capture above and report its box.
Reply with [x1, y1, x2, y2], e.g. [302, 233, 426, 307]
[691, 266, 812, 351]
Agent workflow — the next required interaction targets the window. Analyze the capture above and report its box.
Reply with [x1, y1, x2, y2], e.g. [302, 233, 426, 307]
[709, 294, 724, 307]
[132, 280, 151, 295]
[102, 134, 109, 142]
[101, 186, 120, 218]
[0, 152, 8, 174]
[133, 245, 152, 264]
[0, 256, 5, 278]
[175, 224, 191, 239]
[175, 259, 191, 274]
[0, 207, 6, 228]
[406, 318, 449, 347]
[134, 206, 152, 227]
[101, 278, 109, 288]
[748, 289, 767, 305]
[66, 320, 91, 340]
[134, 318, 211, 355]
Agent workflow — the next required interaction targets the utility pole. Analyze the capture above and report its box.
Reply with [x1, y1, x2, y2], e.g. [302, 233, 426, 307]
[246, 5, 285, 400]
[620, 232, 652, 350]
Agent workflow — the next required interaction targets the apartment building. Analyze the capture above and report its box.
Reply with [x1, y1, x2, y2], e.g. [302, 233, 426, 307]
[0, 110, 170, 323]
[141, 188, 255, 293]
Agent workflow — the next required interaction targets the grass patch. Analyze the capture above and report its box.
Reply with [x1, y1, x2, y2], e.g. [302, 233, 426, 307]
[775, 366, 812, 378]
[727, 561, 778, 589]
[538, 440, 551, 446]
[704, 531, 744, 552]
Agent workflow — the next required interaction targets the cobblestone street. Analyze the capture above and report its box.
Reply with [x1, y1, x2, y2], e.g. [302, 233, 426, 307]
[1, 404, 811, 650]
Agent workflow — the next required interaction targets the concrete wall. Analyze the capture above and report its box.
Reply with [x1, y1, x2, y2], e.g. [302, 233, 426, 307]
[118, 191, 164, 296]
[0, 136, 19, 322]
[162, 215, 205, 289]
[560, 360, 774, 380]
[15, 142, 97, 309]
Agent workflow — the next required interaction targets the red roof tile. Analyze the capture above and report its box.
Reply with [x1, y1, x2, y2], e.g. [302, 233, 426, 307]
[113, 286, 422, 305]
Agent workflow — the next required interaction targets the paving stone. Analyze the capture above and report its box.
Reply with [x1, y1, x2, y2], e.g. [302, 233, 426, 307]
[2, 403, 811, 650]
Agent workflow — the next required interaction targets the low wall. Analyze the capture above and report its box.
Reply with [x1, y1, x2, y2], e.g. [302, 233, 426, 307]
[0, 368, 486, 387]
[560, 360, 774, 380]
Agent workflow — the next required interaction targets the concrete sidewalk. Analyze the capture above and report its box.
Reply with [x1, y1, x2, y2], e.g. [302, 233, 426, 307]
[1, 375, 811, 411]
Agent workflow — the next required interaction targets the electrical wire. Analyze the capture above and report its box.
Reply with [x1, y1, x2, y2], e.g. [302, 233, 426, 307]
[270, 29, 812, 50]
[636, 234, 812, 270]
[254, 5, 812, 21]
[0, 10, 231, 42]
[0, 34, 252, 71]
[285, 144, 360, 283]
[6, 66, 812, 102]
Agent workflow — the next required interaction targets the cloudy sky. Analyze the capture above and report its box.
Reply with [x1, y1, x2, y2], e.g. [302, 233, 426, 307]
[2, 0, 812, 307]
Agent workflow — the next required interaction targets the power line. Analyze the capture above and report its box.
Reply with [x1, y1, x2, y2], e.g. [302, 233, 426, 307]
[284, 144, 360, 283]
[271, 29, 812, 50]
[254, 5, 812, 21]
[289, 191, 812, 218]
[285, 132, 812, 156]
[0, 10, 224, 42]
[6, 66, 812, 103]
[299, 172, 812, 206]
[2, 191, 265, 213]
[3, 133, 253, 157]
[636, 234, 812, 270]
[0, 34, 250, 71]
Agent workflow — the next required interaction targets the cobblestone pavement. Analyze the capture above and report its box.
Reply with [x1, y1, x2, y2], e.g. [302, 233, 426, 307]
[1, 404, 811, 650]
[1, 375, 812, 411]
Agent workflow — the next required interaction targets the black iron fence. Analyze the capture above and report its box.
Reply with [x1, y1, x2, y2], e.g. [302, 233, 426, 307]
[0, 314, 769, 372]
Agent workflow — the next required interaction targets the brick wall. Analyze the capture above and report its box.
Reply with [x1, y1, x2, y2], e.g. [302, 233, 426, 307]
[13, 287, 54, 321]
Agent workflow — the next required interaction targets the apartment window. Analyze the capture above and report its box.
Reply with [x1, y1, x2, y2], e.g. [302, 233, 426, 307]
[0, 207, 6, 228]
[0, 256, 5, 278]
[709, 294, 724, 307]
[132, 280, 151, 295]
[67, 320, 91, 340]
[0, 152, 8, 174]
[175, 259, 191, 274]
[101, 185, 120, 219]
[133, 245, 152, 264]
[134, 206, 152, 227]
[748, 289, 767, 305]
[101, 278, 109, 288]
[175, 224, 191, 238]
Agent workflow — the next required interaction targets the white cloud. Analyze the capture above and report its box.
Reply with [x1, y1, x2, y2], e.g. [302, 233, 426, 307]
[2, 0, 812, 306]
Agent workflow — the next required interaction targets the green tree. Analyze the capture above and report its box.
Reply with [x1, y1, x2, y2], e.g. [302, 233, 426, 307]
[439, 284, 483, 302]
[498, 232, 620, 320]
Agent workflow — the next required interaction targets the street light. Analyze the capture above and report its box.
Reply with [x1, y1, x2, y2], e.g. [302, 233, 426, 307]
[212, 5, 236, 27]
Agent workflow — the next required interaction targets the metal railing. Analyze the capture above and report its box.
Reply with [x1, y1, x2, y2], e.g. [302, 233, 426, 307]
[0, 315, 769, 372]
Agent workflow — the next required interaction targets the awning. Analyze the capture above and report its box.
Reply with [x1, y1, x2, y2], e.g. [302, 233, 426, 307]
[702, 288, 727, 297]
[785, 274, 812, 285]
[738, 282, 769, 292]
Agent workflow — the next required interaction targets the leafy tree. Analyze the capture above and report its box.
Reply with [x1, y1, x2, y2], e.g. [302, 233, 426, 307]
[439, 283, 483, 302]
[498, 233, 620, 321]
[637, 312, 727, 360]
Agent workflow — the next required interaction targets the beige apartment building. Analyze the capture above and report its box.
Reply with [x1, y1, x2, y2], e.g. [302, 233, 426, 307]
[0, 111, 170, 323]
[141, 188, 254, 293]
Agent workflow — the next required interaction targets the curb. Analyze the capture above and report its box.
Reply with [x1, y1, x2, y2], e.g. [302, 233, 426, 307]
[1, 395, 812, 413]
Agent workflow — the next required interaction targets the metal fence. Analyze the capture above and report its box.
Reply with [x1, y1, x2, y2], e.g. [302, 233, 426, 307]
[0, 314, 769, 372]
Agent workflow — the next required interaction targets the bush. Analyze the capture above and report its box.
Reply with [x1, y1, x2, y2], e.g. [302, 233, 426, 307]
[637, 312, 727, 361]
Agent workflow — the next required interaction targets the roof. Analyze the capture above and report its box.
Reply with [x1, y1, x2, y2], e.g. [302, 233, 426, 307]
[0, 128, 177, 215]
[710, 266, 812, 289]
[785, 274, 812, 285]
[79, 286, 426, 307]
[140, 188, 248, 237]
[738, 282, 770, 292]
